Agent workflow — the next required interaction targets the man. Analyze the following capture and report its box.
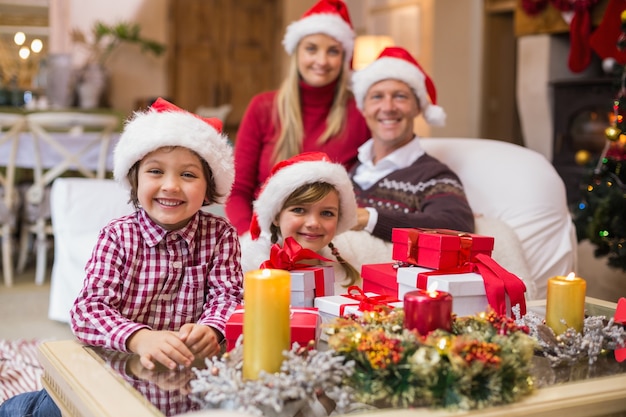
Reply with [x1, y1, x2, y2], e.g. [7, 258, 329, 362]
[326, 46, 475, 275]
[349, 46, 474, 242]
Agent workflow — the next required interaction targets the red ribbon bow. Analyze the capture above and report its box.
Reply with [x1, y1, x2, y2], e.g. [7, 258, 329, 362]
[259, 237, 332, 270]
[340, 286, 399, 315]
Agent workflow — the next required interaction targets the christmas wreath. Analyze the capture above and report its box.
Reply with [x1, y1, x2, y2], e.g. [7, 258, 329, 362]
[324, 309, 536, 410]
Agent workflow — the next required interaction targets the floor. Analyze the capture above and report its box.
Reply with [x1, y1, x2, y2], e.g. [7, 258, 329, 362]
[0, 264, 74, 341]
[0, 240, 624, 342]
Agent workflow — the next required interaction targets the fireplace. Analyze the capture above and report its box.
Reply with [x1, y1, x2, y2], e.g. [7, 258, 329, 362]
[551, 77, 616, 207]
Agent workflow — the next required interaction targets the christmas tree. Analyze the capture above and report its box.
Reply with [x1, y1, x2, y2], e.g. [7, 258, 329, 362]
[572, 10, 626, 271]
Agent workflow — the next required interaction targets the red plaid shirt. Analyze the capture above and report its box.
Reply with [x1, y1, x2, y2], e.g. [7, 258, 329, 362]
[70, 209, 243, 352]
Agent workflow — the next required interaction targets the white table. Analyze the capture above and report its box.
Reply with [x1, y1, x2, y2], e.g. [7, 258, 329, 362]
[0, 131, 121, 171]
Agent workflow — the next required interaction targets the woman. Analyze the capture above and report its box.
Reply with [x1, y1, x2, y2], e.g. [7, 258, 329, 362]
[225, 0, 370, 235]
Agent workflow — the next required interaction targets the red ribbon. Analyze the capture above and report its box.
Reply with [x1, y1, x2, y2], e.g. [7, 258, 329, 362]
[309, 267, 328, 297]
[339, 286, 400, 316]
[259, 237, 332, 270]
[415, 254, 527, 318]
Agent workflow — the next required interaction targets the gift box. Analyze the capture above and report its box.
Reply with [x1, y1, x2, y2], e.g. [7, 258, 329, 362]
[396, 266, 490, 317]
[314, 287, 400, 321]
[343, 300, 403, 316]
[392, 228, 494, 270]
[290, 269, 316, 307]
[289, 266, 335, 307]
[225, 306, 321, 351]
[361, 263, 398, 297]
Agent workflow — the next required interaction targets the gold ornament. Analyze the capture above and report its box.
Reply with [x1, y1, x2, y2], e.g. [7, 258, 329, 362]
[575, 150, 591, 165]
[605, 126, 622, 142]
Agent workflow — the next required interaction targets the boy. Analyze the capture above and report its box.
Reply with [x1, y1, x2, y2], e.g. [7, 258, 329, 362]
[0, 98, 243, 417]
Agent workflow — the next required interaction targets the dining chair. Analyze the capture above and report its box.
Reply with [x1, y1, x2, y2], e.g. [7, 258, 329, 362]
[0, 113, 27, 287]
[16, 112, 120, 285]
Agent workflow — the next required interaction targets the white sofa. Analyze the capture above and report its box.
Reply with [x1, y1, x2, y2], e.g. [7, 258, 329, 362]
[332, 138, 577, 300]
[49, 138, 577, 322]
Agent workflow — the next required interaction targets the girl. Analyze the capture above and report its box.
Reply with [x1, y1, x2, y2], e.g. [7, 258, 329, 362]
[241, 152, 360, 293]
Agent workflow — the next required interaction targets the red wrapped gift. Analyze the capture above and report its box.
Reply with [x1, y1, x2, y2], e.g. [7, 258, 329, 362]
[392, 228, 494, 270]
[361, 263, 398, 297]
[225, 306, 321, 351]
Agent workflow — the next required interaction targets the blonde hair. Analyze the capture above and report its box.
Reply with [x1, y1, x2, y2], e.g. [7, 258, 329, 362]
[270, 182, 360, 286]
[271, 53, 352, 165]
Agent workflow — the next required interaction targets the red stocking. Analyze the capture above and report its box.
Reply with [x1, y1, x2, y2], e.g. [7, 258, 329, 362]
[589, 0, 626, 65]
[569, 6, 594, 72]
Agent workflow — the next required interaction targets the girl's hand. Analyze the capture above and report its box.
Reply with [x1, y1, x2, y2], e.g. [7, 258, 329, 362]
[178, 323, 222, 360]
[127, 328, 195, 370]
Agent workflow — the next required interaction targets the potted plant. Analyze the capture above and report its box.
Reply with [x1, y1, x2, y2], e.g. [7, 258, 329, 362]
[71, 21, 166, 108]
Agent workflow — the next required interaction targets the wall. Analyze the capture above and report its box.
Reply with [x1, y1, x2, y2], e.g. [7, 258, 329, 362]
[50, 0, 484, 135]
[516, 34, 601, 160]
[50, 0, 167, 114]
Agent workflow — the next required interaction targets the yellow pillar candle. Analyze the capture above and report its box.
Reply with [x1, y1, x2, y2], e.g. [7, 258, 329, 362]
[545, 272, 586, 334]
[243, 269, 291, 380]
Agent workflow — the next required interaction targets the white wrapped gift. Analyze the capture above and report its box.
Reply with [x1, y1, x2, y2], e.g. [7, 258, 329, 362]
[290, 266, 334, 307]
[290, 269, 316, 307]
[396, 266, 492, 317]
[314, 290, 399, 321]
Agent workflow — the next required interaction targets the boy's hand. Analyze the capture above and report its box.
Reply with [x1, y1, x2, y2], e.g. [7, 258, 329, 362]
[127, 328, 195, 370]
[178, 323, 222, 359]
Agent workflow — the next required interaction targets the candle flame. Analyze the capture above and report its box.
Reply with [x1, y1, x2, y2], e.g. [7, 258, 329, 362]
[437, 338, 447, 350]
[427, 282, 439, 297]
[566, 272, 576, 281]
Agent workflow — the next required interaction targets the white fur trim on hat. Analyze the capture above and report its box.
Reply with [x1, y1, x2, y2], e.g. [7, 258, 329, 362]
[113, 109, 234, 204]
[352, 57, 446, 126]
[282, 13, 355, 64]
[253, 160, 357, 238]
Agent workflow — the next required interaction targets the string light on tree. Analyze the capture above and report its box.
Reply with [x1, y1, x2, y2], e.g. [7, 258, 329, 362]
[573, 6, 626, 271]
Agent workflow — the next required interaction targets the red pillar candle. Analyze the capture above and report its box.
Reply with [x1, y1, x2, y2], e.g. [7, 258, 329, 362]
[403, 289, 453, 335]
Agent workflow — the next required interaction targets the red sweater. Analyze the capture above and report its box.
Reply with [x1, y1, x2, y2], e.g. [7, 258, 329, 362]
[226, 80, 370, 234]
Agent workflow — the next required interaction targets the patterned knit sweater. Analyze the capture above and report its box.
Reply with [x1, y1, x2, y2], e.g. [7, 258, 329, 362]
[351, 153, 475, 241]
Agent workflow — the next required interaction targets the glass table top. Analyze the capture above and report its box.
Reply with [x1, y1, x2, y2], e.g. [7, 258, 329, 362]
[85, 298, 626, 417]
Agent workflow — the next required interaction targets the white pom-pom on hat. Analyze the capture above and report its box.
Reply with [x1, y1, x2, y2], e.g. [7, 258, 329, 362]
[113, 97, 234, 204]
[249, 151, 357, 240]
[352, 46, 446, 126]
[282, 0, 355, 65]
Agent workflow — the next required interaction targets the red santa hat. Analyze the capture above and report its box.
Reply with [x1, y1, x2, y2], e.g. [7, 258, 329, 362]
[113, 97, 234, 203]
[351, 46, 446, 126]
[282, 0, 355, 65]
[250, 152, 357, 240]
